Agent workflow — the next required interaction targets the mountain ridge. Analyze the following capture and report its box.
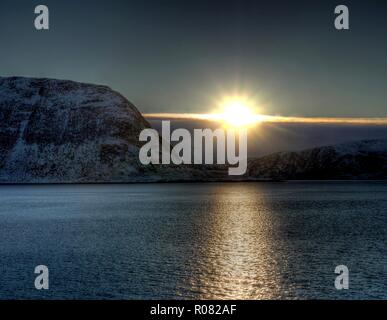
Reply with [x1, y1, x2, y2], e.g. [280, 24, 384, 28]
[1, 76, 386, 183]
[247, 139, 387, 180]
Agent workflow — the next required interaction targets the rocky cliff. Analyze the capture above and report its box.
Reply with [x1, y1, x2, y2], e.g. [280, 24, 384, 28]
[0, 76, 158, 182]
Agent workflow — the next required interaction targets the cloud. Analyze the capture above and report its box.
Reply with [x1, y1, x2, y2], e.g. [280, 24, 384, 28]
[144, 113, 387, 126]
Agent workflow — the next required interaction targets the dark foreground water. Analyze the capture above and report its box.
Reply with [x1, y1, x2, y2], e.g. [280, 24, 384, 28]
[0, 181, 386, 300]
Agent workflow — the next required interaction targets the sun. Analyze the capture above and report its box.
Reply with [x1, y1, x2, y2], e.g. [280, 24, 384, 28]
[222, 100, 254, 127]
[216, 96, 262, 128]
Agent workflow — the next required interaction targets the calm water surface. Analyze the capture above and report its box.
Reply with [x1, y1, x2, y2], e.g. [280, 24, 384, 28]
[0, 181, 386, 299]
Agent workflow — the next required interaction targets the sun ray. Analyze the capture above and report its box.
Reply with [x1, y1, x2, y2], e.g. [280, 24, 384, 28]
[211, 95, 263, 128]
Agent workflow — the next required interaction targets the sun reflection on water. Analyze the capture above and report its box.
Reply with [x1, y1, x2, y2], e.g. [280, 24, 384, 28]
[181, 183, 291, 299]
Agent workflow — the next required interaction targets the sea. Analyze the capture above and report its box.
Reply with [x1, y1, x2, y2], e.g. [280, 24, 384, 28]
[0, 181, 386, 299]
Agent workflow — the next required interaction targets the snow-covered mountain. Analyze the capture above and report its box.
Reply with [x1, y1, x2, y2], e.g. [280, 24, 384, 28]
[247, 140, 387, 180]
[0, 77, 238, 183]
[0, 76, 161, 182]
[1, 77, 386, 183]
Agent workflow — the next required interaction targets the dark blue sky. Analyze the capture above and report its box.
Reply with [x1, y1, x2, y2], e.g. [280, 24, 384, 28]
[1, 0, 386, 116]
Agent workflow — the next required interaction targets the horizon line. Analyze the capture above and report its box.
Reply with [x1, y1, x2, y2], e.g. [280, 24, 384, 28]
[144, 113, 387, 126]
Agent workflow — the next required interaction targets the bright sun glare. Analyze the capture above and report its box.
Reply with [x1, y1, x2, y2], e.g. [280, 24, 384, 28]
[216, 96, 261, 128]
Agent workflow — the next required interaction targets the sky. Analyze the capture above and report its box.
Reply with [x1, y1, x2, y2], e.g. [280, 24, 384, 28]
[0, 0, 387, 118]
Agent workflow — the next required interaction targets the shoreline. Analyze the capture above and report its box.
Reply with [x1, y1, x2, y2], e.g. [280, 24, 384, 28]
[2, 179, 387, 186]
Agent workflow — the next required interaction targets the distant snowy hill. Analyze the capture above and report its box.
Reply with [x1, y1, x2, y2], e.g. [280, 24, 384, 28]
[247, 140, 387, 180]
